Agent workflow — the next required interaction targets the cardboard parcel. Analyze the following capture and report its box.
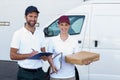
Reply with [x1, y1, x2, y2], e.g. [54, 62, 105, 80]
[65, 51, 100, 65]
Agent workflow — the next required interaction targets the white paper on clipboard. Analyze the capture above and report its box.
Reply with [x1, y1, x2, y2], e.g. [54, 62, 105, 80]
[50, 52, 63, 73]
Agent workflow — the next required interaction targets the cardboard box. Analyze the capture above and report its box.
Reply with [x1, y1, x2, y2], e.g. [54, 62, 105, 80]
[65, 51, 100, 65]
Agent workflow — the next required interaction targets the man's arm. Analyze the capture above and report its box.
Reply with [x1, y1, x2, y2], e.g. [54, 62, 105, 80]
[10, 48, 37, 60]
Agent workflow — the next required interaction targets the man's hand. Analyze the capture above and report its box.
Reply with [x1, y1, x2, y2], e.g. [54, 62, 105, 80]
[30, 49, 38, 57]
[41, 56, 48, 61]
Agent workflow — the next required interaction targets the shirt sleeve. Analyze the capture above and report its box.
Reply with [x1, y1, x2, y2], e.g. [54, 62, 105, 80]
[41, 36, 46, 48]
[47, 38, 54, 53]
[10, 31, 21, 49]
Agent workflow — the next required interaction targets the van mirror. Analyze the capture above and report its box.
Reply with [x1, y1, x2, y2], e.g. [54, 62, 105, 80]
[44, 27, 49, 37]
[44, 27, 60, 37]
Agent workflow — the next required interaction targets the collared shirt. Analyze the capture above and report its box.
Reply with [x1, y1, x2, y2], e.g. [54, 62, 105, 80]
[10, 27, 45, 69]
[48, 34, 79, 78]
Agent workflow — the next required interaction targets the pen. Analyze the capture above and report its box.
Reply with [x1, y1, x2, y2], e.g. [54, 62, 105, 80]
[31, 48, 35, 51]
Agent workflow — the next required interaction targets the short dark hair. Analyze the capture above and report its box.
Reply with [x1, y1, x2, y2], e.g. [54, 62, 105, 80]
[25, 6, 39, 16]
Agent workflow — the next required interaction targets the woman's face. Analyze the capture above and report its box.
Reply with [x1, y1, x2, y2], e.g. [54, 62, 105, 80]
[58, 22, 70, 34]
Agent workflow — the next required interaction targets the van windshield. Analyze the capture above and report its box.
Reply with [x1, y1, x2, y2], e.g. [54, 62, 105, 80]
[44, 15, 85, 37]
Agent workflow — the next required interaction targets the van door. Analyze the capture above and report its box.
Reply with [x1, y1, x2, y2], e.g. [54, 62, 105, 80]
[89, 4, 120, 80]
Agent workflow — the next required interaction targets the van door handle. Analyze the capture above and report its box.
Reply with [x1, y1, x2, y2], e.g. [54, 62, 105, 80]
[78, 40, 82, 44]
[94, 40, 98, 47]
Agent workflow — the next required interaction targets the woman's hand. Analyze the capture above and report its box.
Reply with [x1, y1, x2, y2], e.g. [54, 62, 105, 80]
[84, 60, 92, 65]
[51, 65, 58, 74]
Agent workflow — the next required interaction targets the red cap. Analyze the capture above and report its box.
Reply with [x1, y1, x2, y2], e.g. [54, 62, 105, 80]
[58, 15, 70, 24]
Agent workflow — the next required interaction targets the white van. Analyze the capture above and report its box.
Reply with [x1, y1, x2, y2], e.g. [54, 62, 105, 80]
[43, 0, 120, 80]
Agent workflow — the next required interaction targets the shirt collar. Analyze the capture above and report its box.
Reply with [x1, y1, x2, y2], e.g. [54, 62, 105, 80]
[58, 34, 70, 42]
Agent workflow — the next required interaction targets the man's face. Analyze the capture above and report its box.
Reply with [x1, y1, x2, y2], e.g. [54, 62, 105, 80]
[25, 12, 38, 27]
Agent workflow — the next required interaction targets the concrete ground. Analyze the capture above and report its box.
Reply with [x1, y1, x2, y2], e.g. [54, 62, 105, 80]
[0, 60, 18, 80]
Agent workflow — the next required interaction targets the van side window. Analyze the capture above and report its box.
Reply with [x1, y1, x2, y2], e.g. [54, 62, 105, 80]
[44, 15, 85, 37]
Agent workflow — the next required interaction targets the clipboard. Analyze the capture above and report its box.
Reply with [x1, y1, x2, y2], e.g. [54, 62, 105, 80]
[29, 52, 53, 60]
